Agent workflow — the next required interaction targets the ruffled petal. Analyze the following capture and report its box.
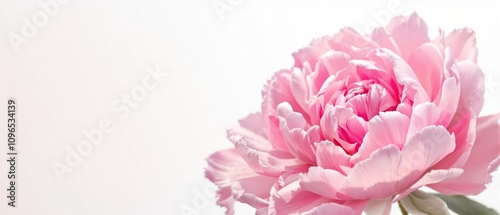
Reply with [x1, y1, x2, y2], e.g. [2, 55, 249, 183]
[386, 12, 430, 60]
[429, 114, 500, 195]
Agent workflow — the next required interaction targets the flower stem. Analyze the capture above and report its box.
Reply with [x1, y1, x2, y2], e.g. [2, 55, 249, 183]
[398, 201, 409, 215]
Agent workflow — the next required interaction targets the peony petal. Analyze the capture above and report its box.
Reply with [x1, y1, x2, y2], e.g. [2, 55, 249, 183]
[407, 43, 444, 100]
[378, 48, 430, 104]
[452, 60, 485, 121]
[429, 114, 500, 195]
[230, 135, 300, 177]
[343, 126, 455, 199]
[386, 12, 431, 60]
[292, 36, 332, 70]
[299, 166, 346, 199]
[407, 102, 440, 139]
[315, 141, 351, 173]
[371, 27, 401, 56]
[231, 174, 277, 209]
[312, 51, 350, 98]
[445, 28, 478, 63]
[353, 111, 410, 164]
[277, 103, 318, 164]
[291, 68, 311, 112]
[205, 149, 265, 214]
[269, 181, 330, 215]
[302, 202, 356, 215]
[394, 168, 463, 202]
[400, 190, 450, 215]
[269, 70, 310, 122]
[329, 27, 378, 56]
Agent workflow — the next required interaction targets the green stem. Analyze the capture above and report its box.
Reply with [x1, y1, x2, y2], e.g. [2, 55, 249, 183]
[399, 201, 409, 215]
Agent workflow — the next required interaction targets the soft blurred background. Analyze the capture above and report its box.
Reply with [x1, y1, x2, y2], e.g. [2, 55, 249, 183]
[0, 0, 499, 214]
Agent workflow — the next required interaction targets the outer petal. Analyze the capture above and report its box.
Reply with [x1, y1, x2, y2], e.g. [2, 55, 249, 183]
[329, 27, 378, 56]
[269, 181, 330, 215]
[299, 166, 346, 199]
[451, 60, 485, 123]
[386, 12, 430, 60]
[371, 27, 401, 55]
[232, 175, 277, 209]
[205, 149, 271, 214]
[342, 126, 455, 199]
[394, 168, 463, 202]
[230, 135, 300, 177]
[302, 203, 356, 215]
[429, 114, 500, 195]
[407, 43, 444, 100]
[444, 28, 478, 63]
[292, 36, 332, 70]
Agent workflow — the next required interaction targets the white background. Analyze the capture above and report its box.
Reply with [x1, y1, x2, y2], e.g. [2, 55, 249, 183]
[0, 0, 499, 214]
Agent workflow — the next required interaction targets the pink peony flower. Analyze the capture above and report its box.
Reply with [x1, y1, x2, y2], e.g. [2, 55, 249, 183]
[205, 13, 500, 214]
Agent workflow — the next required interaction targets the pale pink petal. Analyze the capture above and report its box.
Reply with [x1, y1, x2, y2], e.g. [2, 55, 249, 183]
[343, 126, 455, 199]
[268, 181, 330, 215]
[231, 175, 277, 209]
[394, 168, 463, 202]
[407, 43, 444, 100]
[206, 149, 264, 214]
[292, 36, 332, 70]
[329, 27, 378, 56]
[445, 28, 478, 63]
[313, 51, 351, 92]
[353, 111, 410, 164]
[277, 103, 318, 164]
[302, 202, 356, 215]
[452, 60, 485, 121]
[407, 102, 440, 139]
[291, 68, 311, 112]
[299, 166, 346, 199]
[434, 107, 476, 170]
[371, 27, 401, 55]
[435, 77, 460, 126]
[386, 12, 430, 60]
[341, 145, 402, 199]
[269, 70, 310, 121]
[314, 140, 352, 173]
[378, 48, 430, 104]
[230, 135, 300, 177]
[319, 105, 358, 154]
[429, 114, 500, 195]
